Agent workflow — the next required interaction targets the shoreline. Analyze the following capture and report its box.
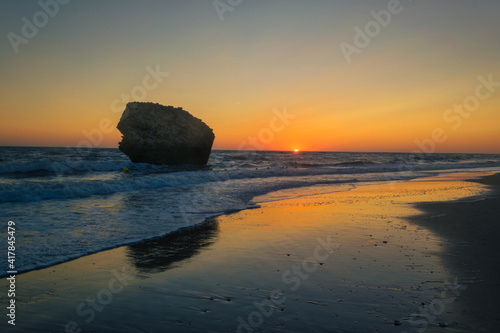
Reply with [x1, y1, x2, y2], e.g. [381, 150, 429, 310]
[1, 171, 499, 332]
[5, 170, 496, 279]
[408, 173, 500, 332]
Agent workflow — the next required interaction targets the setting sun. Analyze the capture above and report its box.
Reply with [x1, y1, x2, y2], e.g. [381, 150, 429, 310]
[1, 2, 500, 331]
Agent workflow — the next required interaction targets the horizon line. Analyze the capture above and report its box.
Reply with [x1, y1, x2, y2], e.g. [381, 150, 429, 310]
[0, 145, 499, 155]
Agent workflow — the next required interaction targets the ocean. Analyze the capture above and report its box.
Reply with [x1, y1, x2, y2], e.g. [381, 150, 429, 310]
[1, 146, 499, 276]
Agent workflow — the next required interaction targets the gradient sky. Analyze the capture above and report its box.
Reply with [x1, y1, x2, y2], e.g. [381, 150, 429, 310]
[1, 0, 499, 153]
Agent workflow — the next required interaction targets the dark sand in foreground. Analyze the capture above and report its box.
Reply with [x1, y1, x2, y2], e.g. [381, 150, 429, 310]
[1, 172, 499, 332]
[409, 173, 500, 332]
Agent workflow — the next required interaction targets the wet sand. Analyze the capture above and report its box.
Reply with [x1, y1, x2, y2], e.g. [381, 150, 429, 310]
[409, 173, 500, 332]
[1, 172, 498, 332]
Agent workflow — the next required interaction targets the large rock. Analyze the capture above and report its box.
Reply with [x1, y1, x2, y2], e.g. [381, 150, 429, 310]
[117, 102, 215, 165]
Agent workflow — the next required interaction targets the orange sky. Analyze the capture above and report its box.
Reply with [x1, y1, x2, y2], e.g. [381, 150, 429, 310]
[1, 1, 499, 153]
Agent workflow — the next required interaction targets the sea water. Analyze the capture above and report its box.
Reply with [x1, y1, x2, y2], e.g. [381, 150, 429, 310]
[1, 146, 499, 275]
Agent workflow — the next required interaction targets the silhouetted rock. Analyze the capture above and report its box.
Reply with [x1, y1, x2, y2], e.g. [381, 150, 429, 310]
[117, 102, 215, 165]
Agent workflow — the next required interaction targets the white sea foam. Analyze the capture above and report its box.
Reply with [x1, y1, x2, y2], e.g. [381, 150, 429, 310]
[1, 147, 499, 275]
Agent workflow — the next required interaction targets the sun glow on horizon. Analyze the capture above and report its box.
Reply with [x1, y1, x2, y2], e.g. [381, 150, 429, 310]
[1, 2, 499, 154]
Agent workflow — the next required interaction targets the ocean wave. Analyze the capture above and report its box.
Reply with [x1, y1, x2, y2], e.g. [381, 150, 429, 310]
[333, 160, 376, 166]
[2, 147, 500, 276]
[0, 159, 127, 175]
[1, 160, 499, 204]
[292, 161, 375, 168]
[0, 158, 184, 176]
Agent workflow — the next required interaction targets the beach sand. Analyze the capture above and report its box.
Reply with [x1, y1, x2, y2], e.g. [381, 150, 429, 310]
[409, 173, 500, 332]
[2, 172, 499, 332]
